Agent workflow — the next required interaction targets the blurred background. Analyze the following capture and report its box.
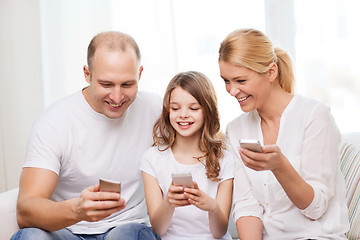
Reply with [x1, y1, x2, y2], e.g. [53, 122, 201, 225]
[1, 0, 359, 192]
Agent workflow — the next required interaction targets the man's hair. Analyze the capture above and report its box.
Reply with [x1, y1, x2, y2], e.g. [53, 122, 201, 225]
[87, 31, 141, 73]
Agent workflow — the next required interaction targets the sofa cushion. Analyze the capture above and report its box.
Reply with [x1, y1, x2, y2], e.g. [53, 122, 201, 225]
[0, 188, 19, 239]
[339, 142, 360, 239]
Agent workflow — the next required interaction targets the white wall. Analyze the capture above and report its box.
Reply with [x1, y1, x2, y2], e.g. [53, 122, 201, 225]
[0, 0, 44, 192]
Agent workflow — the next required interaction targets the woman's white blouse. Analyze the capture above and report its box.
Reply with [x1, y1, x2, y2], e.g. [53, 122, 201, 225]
[228, 95, 349, 239]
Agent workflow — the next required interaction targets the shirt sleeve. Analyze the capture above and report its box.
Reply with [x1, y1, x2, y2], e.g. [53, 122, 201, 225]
[298, 103, 341, 220]
[23, 119, 62, 174]
[139, 148, 156, 177]
[219, 151, 235, 182]
[226, 128, 264, 222]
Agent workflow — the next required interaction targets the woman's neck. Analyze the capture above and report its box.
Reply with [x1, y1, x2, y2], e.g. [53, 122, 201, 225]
[257, 87, 294, 145]
[257, 87, 293, 123]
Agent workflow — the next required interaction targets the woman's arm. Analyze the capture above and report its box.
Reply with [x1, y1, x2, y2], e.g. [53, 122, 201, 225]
[240, 146, 315, 211]
[236, 216, 263, 240]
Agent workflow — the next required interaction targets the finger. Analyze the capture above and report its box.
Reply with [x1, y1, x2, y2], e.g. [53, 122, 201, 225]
[94, 191, 121, 201]
[169, 199, 190, 206]
[93, 184, 100, 192]
[240, 151, 265, 170]
[193, 181, 199, 190]
[169, 184, 184, 193]
[94, 198, 125, 210]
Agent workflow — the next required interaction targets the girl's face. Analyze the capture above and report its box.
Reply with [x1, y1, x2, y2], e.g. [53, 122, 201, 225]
[169, 86, 204, 139]
[219, 60, 271, 112]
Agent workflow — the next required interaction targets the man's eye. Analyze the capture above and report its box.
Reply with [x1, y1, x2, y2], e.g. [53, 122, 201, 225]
[122, 83, 133, 88]
[101, 83, 112, 87]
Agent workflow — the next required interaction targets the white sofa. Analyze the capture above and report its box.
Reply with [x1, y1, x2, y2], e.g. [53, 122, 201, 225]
[1, 133, 360, 240]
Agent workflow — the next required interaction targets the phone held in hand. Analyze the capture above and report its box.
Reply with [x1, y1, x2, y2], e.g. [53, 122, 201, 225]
[99, 178, 121, 193]
[239, 139, 263, 153]
[171, 172, 194, 188]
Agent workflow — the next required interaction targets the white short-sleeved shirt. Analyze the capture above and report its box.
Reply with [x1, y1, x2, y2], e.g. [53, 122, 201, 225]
[228, 95, 349, 240]
[24, 90, 162, 234]
[140, 146, 235, 240]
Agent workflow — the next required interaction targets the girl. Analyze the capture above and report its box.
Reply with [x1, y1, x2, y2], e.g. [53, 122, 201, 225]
[219, 28, 349, 239]
[140, 71, 234, 240]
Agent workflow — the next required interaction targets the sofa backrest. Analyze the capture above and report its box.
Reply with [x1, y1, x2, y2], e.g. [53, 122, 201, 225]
[339, 142, 360, 240]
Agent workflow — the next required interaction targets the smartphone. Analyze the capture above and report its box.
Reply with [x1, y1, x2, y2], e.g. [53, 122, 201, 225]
[99, 178, 121, 193]
[239, 139, 263, 153]
[171, 172, 194, 188]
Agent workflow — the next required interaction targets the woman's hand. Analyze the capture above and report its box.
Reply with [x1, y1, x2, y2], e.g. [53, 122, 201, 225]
[239, 144, 287, 172]
[183, 182, 217, 211]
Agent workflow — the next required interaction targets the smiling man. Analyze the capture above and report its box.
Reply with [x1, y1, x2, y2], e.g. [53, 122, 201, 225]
[11, 32, 162, 240]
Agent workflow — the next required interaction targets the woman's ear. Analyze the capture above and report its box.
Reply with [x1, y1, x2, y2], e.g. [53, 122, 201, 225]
[267, 62, 278, 83]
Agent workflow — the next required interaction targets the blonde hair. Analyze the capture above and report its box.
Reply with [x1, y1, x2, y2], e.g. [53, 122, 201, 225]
[219, 28, 294, 93]
[153, 71, 224, 181]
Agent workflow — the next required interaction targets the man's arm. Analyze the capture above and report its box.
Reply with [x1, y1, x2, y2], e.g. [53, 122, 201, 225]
[16, 167, 125, 231]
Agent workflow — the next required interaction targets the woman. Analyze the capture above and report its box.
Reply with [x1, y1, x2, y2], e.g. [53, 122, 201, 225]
[218, 28, 349, 239]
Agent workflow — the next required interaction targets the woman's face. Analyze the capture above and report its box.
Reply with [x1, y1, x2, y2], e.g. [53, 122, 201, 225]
[219, 60, 271, 112]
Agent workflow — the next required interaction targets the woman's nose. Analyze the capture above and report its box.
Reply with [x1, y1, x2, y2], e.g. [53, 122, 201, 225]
[229, 84, 240, 97]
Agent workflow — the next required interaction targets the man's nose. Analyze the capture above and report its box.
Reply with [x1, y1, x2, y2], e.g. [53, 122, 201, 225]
[110, 87, 123, 103]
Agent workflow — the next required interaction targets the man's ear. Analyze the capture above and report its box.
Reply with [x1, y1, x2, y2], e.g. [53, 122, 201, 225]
[267, 62, 278, 83]
[138, 66, 144, 81]
[83, 65, 91, 83]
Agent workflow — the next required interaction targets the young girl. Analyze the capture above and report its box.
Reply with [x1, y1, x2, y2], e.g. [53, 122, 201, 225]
[140, 71, 234, 240]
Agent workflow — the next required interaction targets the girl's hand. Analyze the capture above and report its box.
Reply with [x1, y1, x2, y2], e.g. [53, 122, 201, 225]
[167, 182, 191, 207]
[183, 182, 217, 212]
[239, 144, 287, 172]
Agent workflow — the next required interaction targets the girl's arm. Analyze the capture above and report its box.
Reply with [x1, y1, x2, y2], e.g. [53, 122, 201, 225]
[184, 178, 233, 239]
[236, 216, 263, 240]
[142, 172, 190, 236]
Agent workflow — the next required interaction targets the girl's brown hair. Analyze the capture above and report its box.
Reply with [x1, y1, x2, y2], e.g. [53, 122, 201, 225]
[219, 28, 294, 93]
[153, 71, 224, 181]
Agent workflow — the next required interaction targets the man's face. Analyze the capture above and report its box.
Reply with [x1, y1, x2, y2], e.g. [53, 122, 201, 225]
[83, 47, 142, 119]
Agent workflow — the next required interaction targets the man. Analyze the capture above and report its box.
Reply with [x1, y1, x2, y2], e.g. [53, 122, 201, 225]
[11, 31, 162, 239]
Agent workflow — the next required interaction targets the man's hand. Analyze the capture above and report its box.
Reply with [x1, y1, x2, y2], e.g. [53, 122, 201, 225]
[74, 184, 126, 222]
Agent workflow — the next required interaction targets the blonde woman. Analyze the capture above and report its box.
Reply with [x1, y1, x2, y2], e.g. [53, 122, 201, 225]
[219, 29, 349, 239]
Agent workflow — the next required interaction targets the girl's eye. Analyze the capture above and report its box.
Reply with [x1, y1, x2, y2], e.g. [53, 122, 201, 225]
[171, 107, 179, 111]
[190, 108, 200, 111]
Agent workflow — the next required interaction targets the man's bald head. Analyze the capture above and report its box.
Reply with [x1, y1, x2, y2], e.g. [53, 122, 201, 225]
[87, 31, 141, 73]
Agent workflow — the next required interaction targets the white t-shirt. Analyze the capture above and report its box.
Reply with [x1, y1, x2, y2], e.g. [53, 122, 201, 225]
[228, 95, 349, 240]
[140, 146, 235, 240]
[24, 90, 162, 234]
